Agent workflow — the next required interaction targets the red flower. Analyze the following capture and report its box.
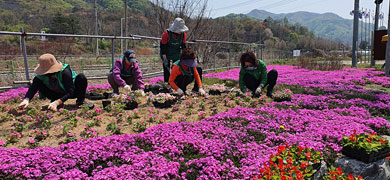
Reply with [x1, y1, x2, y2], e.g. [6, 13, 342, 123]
[300, 161, 309, 169]
[366, 138, 372, 143]
[336, 167, 343, 176]
[346, 174, 354, 180]
[353, 129, 357, 135]
[305, 152, 311, 161]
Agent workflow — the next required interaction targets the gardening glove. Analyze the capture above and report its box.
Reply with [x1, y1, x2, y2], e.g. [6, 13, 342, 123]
[255, 84, 264, 94]
[48, 100, 62, 112]
[124, 85, 131, 91]
[140, 90, 146, 96]
[18, 98, 29, 110]
[199, 88, 207, 96]
[177, 88, 184, 96]
[163, 58, 169, 68]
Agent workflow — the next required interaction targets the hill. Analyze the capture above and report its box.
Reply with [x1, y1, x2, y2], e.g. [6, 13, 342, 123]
[246, 9, 371, 43]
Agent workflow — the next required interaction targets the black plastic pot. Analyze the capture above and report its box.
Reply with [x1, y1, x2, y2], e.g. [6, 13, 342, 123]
[102, 100, 111, 109]
[209, 90, 222, 95]
[124, 101, 138, 110]
[152, 100, 176, 108]
[86, 92, 105, 100]
[341, 146, 390, 163]
[103, 92, 112, 99]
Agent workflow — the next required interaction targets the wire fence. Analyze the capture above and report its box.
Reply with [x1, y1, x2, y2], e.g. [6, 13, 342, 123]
[0, 30, 300, 90]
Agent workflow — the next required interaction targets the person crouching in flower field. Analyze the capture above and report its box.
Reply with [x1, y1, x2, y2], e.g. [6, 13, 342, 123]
[168, 48, 206, 96]
[19, 54, 88, 111]
[108, 50, 145, 96]
[239, 51, 278, 98]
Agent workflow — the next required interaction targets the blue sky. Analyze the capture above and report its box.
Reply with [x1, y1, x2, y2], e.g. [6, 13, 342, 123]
[207, 0, 389, 27]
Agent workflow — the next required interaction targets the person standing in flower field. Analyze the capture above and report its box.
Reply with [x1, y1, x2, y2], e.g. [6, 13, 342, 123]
[160, 17, 188, 82]
[108, 50, 145, 96]
[19, 54, 88, 111]
[168, 48, 206, 96]
[239, 51, 278, 98]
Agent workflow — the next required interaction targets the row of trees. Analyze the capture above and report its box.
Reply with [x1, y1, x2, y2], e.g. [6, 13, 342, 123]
[0, 0, 343, 57]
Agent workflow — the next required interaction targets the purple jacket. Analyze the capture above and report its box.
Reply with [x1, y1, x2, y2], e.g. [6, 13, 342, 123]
[112, 58, 145, 90]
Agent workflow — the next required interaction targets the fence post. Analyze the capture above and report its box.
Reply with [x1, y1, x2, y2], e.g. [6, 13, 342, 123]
[11, 60, 14, 78]
[111, 38, 115, 70]
[261, 46, 264, 61]
[20, 28, 30, 81]
[81, 58, 84, 73]
[228, 47, 231, 70]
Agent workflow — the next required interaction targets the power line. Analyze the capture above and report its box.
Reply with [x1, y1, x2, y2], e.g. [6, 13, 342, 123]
[211, 0, 267, 12]
[280, 0, 324, 12]
[239, 0, 298, 14]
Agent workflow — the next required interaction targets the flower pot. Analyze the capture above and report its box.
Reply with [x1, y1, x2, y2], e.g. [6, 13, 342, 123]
[341, 146, 390, 163]
[86, 92, 105, 100]
[152, 100, 176, 108]
[209, 90, 222, 95]
[103, 92, 112, 99]
[124, 101, 138, 110]
[102, 100, 111, 109]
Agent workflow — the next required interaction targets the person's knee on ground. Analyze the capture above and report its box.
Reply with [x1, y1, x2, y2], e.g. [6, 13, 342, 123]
[107, 73, 119, 94]
[266, 69, 278, 97]
[243, 73, 261, 92]
[192, 67, 203, 92]
[75, 73, 88, 104]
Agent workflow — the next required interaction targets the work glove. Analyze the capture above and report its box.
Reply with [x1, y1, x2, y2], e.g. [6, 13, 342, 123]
[255, 84, 264, 94]
[48, 100, 61, 112]
[163, 58, 169, 68]
[199, 88, 207, 96]
[18, 98, 29, 110]
[124, 85, 131, 91]
[140, 90, 146, 97]
[177, 88, 184, 95]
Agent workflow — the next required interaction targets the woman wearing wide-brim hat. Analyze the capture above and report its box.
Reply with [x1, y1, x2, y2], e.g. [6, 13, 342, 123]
[160, 17, 189, 83]
[18, 54, 88, 111]
[168, 48, 206, 96]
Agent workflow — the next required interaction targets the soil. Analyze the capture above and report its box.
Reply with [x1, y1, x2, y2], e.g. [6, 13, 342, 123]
[0, 85, 272, 148]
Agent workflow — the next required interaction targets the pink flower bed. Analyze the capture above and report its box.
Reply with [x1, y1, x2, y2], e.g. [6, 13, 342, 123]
[0, 106, 387, 179]
[1, 66, 390, 179]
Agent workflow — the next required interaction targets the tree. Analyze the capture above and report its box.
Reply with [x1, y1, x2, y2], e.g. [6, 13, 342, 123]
[48, 13, 81, 34]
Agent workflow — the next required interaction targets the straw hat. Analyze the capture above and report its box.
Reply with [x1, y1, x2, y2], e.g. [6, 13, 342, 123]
[169, 18, 189, 33]
[34, 54, 63, 75]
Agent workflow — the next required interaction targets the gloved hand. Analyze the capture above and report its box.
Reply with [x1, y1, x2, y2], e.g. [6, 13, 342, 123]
[18, 98, 29, 110]
[177, 88, 184, 95]
[255, 85, 264, 94]
[140, 90, 146, 96]
[199, 88, 206, 96]
[48, 100, 62, 112]
[163, 58, 169, 68]
[124, 85, 131, 91]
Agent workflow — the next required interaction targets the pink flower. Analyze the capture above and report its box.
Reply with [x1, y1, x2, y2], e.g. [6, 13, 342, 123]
[0, 140, 5, 146]
[28, 138, 35, 144]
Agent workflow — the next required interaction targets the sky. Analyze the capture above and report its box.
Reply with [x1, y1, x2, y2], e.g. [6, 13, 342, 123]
[207, 0, 389, 27]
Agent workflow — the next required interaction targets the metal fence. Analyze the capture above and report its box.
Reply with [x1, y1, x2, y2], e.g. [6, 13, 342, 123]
[0, 30, 264, 90]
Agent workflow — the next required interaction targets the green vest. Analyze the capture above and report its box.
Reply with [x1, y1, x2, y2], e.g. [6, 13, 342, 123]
[161, 30, 184, 61]
[173, 60, 194, 82]
[110, 56, 133, 77]
[35, 64, 77, 98]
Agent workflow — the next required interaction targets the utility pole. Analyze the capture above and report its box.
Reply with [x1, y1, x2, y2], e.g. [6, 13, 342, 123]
[352, 0, 360, 67]
[124, 0, 128, 50]
[385, 1, 390, 76]
[361, 8, 363, 64]
[94, 0, 99, 56]
[372, 0, 382, 66]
